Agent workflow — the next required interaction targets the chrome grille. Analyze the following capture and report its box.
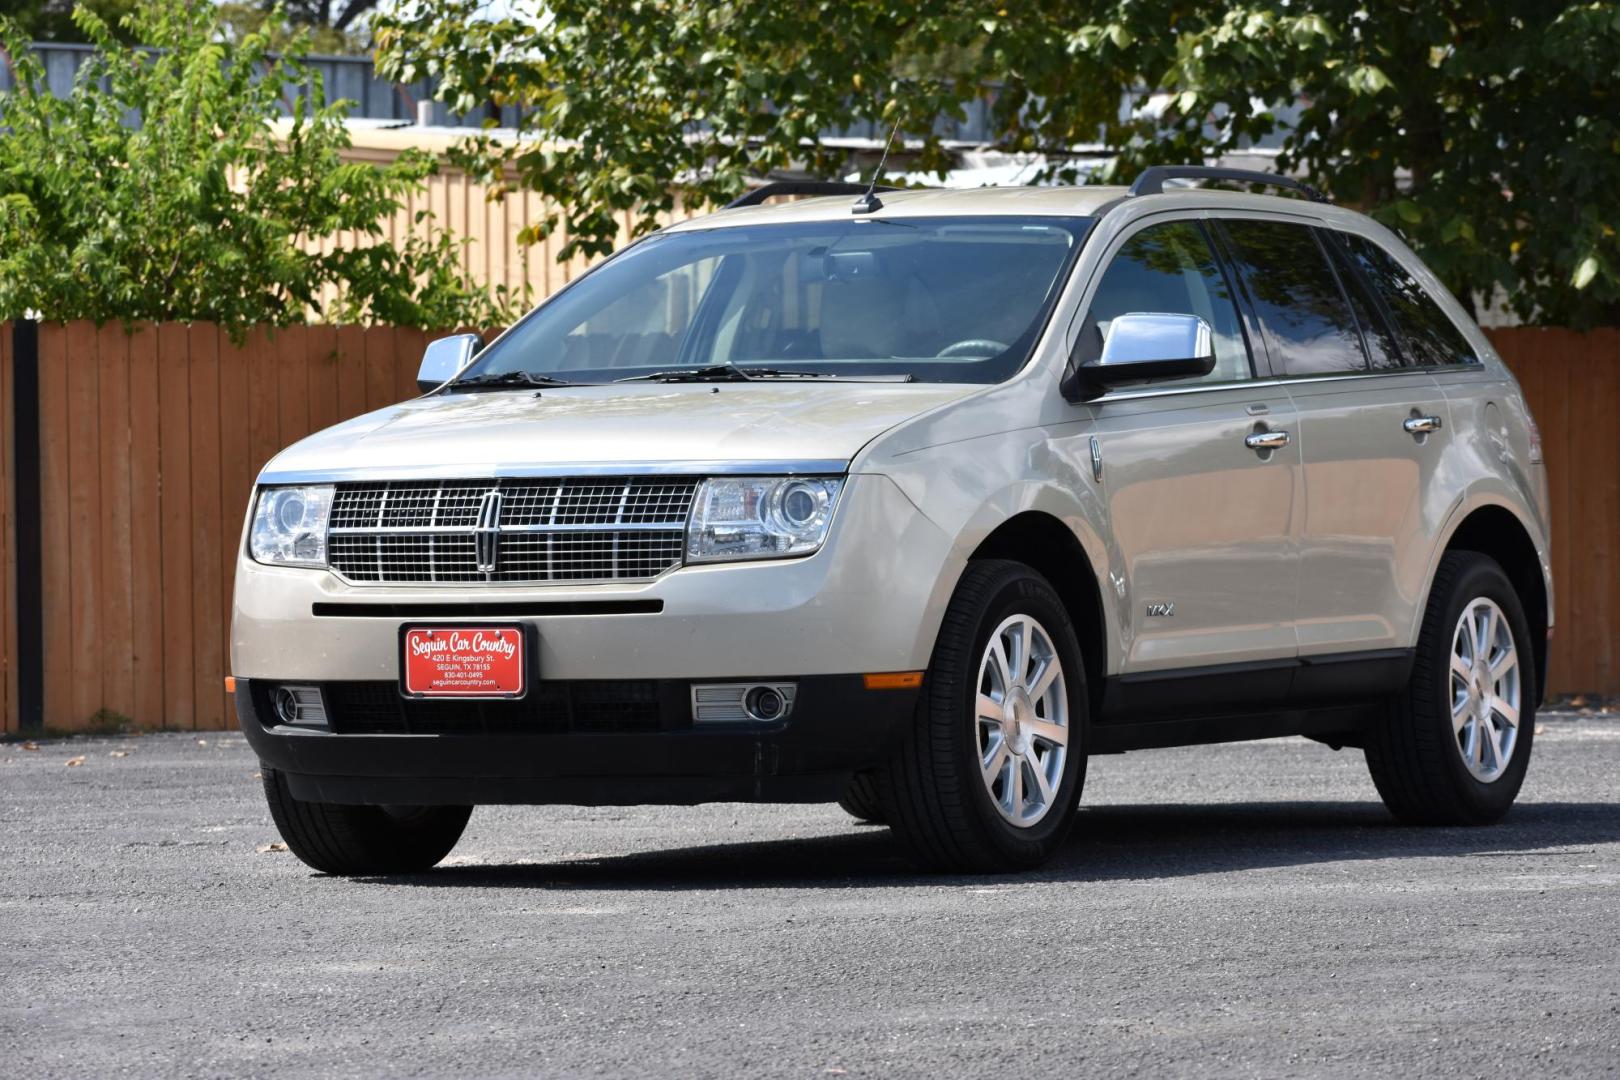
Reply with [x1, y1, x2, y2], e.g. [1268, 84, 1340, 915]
[327, 478, 698, 585]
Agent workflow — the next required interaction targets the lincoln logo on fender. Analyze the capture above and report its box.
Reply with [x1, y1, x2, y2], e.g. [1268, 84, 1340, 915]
[474, 489, 503, 574]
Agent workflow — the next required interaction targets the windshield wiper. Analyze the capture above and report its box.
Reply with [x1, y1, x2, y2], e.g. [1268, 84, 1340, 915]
[616, 365, 848, 383]
[447, 370, 575, 390]
[616, 364, 760, 383]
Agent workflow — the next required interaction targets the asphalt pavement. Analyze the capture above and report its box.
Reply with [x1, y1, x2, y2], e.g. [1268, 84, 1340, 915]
[2, 713, 1617, 1078]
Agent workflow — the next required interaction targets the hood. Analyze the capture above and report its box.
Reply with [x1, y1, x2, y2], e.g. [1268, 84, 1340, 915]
[259, 381, 977, 481]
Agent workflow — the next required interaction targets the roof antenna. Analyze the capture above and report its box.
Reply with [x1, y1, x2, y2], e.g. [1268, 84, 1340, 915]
[851, 118, 901, 215]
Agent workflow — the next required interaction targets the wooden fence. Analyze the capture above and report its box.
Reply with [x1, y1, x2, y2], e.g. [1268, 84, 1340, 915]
[1496, 328, 1620, 699]
[1, 322, 430, 733]
[0, 322, 1614, 733]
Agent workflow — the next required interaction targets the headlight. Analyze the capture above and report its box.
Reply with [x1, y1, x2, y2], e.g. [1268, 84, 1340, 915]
[687, 477, 844, 563]
[249, 485, 334, 567]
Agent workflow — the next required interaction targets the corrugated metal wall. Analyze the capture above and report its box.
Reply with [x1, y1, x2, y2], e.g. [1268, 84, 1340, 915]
[0, 41, 518, 128]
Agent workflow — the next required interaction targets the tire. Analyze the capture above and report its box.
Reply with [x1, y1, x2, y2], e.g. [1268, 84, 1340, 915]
[879, 559, 1088, 873]
[261, 766, 473, 875]
[1365, 551, 1537, 825]
[837, 771, 885, 824]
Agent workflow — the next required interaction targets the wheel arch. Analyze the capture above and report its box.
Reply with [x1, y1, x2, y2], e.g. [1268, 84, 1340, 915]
[967, 510, 1110, 717]
[1434, 499, 1551, 701]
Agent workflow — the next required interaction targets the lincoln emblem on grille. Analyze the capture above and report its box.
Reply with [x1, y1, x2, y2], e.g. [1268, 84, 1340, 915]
[473, 489, 503, 573]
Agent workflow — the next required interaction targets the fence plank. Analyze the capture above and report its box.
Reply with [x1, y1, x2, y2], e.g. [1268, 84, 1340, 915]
[1546, 331, 1578, 692]
[1581, 329, 1620, 692]
[157, 322, 194, 730]
[1553, 329, 1592, 692]
[336, 324, 367, 422]
[246, 326, 281, 480]
[306, 324, 340, 440]
[395, 327, 427, 402]
[218, 328, 253, 726]
[127, 325, 165, 728]
[365, 324, 394, 412]
[96, 323, 135, 724]
[1554, 331, 1584, 690]
[64, 322, 103, 728]
[278, 325, 310, 448]
[38, 326, 72, 729]
[189, 324, 225, 728]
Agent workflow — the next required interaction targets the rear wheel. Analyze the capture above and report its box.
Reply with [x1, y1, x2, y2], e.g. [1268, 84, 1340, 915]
[1365, 551, 1536, 824]
[880, 559, 1087, 872]
[261, 766, 472, 875]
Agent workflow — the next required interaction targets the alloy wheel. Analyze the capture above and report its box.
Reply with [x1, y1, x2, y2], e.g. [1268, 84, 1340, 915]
[975, 614, 1069, 827]
[1450, 597, 1521, 783]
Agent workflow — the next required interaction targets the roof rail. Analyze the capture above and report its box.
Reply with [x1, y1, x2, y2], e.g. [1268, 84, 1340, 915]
[724, 180, 900, 210]
[1128, 166, 1329, 203]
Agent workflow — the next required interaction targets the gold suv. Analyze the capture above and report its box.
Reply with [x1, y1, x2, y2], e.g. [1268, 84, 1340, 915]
[233, 168, 1551, 874]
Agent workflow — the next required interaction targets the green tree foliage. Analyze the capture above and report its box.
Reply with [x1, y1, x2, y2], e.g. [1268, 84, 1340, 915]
[0, 0, 518, 332]
[0, 0, 138, 43]
[376, 1, 1620, 327]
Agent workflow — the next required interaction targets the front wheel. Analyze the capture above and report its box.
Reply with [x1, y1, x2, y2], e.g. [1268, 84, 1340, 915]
[880, 559, 1088, 872]
[1365, 551, 1537, 825]
[837, 771, 886, 824]
[261, 767, 472, 875]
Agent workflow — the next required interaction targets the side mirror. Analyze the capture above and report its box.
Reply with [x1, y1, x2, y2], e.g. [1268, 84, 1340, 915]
[1066, 313, 1215, 401]
[417, 334, 481, 393]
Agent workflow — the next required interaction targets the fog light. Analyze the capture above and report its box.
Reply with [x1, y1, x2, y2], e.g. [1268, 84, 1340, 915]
[272, 685, 327, 727]
[690, 682, 796, 724]
[744, 685, 786, 722]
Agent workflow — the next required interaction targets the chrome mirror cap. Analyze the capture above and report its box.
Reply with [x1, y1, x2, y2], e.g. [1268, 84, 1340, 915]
[417, 334, 481, 393]
[1066, 312, 1217, 402]
[1097, 312, 1213, 367]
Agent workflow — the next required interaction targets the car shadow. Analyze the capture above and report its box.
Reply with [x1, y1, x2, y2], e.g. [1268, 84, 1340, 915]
[357, 799, 1620, 890]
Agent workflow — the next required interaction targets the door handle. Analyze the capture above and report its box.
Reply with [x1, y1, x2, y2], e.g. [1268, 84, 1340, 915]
[1404, 415, 1443, 434]
[1244, 429, 1291, 452]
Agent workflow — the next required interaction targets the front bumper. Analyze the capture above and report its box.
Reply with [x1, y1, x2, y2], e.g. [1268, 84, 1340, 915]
[236, 676, 921, 805]
[231, 473, 955, 682]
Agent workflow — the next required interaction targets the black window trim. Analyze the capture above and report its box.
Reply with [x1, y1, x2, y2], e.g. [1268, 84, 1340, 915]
[1192, 217, 1263, 387]
[1311, 227, 1378, 375]
[1204, 217, 1277, 379]
[1318, 227, 1409, 369]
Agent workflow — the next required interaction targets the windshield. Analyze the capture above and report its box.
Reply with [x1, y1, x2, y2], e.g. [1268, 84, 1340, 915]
[466, 215, 1091, 385]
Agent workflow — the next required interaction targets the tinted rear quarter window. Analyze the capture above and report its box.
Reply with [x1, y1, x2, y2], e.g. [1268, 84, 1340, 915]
[1321, 232, 1405, 370]
[1341, 234, 1477, 367]
[1217, 219, 1368, 377]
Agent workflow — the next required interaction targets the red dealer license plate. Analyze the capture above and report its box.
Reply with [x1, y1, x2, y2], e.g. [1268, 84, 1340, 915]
[400, 626, 527, 699]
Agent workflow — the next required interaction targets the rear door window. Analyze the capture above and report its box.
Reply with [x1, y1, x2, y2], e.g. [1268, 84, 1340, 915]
[1217, 219, 1368, 377]
[1340, 234, 1478, 367]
